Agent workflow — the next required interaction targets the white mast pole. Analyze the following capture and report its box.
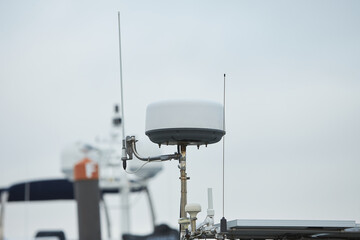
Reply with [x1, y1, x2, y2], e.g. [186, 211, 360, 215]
[118, 11, 131, 236]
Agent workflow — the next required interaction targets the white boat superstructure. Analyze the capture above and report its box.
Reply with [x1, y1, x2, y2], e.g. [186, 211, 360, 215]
[0, 105, 173, 240]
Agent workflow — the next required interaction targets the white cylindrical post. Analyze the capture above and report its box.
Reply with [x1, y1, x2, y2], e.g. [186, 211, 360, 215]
[120, 171, 131, 236]
[0, 191, 9, 240]
[207, 188, 213, 210]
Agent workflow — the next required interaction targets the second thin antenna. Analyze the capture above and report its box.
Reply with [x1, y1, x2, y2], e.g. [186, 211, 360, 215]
[222, 73, 226, 218]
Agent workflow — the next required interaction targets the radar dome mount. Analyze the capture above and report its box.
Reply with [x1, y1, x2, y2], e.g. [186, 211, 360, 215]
[121, 99, 225, 239]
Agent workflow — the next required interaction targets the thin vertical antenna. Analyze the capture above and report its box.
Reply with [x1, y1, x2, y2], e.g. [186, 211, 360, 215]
[222, 73, 226, 218]
[118, 12, 126, 141]
[220, 73, 227, 233]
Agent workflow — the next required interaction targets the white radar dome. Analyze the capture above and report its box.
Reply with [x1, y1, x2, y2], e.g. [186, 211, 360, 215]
[145, 100, 225, 145]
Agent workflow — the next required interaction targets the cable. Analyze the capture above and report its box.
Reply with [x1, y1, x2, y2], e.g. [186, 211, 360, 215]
[124, 161, 150, 174]
[124, 160, 162, 175]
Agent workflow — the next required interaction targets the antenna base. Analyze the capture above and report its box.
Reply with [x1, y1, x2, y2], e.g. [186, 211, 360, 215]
[220, 217, 227, 233]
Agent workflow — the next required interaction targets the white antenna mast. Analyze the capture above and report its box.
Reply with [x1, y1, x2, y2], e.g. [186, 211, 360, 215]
[117, 12, 128, 170]
[118, 12, 125, 140]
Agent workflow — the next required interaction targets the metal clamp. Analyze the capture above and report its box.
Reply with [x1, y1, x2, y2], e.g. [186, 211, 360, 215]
[121, 136, 181, 169]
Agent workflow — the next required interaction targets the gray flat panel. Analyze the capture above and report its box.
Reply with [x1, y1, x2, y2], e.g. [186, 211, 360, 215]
[227, 219, 357, 229]
[209, 219, 360, 239]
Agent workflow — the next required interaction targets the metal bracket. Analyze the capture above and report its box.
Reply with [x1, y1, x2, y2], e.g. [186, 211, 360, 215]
[122, 135, 181, 163]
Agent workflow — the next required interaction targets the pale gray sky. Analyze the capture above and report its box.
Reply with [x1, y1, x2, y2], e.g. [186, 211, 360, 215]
[1, 0, 360, 239]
